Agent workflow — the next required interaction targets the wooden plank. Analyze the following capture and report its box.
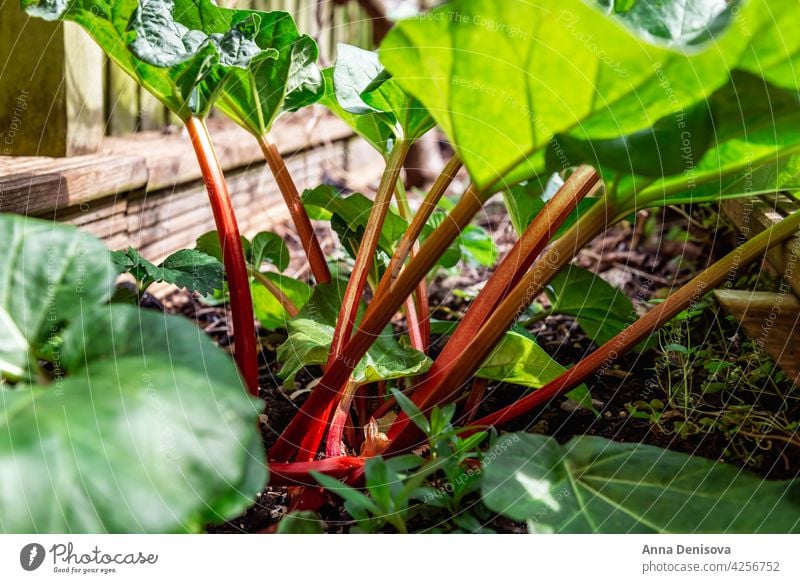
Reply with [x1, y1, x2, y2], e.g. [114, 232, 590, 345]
[0, 154, 147, 215]
[722, 194, 800, 297]
[715, 290, 800, 384]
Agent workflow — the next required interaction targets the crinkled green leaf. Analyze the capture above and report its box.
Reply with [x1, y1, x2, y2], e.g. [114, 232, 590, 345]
[22, 0, 314, 121]
[214, 11, 325, 135]
[323, 44, 434, 156]
[547, 266, 635, 345]
[0, 215, 116, 382]
[598, 0, 735, 48]
[277, 282, 431, 385]
[379, 0, 762, 193]
[320, 68, 396, 155]
[112, 247, 224, 295]
[481, 433, 800, 532]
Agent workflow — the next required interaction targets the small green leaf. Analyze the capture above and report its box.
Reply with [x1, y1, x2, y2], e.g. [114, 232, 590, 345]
[322, 43, 434, 157]
[276, 511, 324, 534]
[113, 247, 224, 295]
[158, 249, 225, 295]
[196, 230, 251, 264]
[320, 68, 396, 155]
[251, 231, 291, 272]
[302, 185, 408, 254]
[477, 329, 591, 409]
[251, 273, 312, 330]
[503, 178, 599, 237]
[481, 433, 800, 533]
[311, 471, 382, 519]
[547, 266, 636, 345]
[390, 387, 430, 435]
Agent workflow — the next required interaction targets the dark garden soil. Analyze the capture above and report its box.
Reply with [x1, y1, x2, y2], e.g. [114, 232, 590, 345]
[152, 201, 798, 533]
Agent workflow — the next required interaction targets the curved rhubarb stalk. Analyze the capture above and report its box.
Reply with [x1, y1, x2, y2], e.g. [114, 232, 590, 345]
[186, 117, 259, 394]
[258, 135, 331, 285]
[385, 166, 600, 443]
[374, 154, 463, 301]
[269, 184, 489, 461]
[325, 380, 360, 457]
[326, 140, 412, 368]
[394, 179, 430, 353]
[466, 209, 800, 433]
[269, 456, 365, 487]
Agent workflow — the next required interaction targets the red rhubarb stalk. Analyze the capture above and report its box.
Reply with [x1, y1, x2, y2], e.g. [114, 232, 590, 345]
[269, 456, 365, 487]
[467, 209, 800, 433]
[462, 377, 489, 424]
[287, 142, 412, 463]
[395, 179, 430, 352]
[258, 135, 331, 284]
[374, 154, 462, 301]
[186, 117, 259, 394]
[386, 166, 600, 443]
[325, 380, 360, 457]
[270, 184, 489, 461]
[326, 140, 413, 367]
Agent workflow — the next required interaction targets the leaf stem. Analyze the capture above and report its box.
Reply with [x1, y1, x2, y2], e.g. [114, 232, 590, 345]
[325, 380, 361, 457]
[386, 166, 600, 449]
[376, 154, 462, 298]
[287, 141, 412, 462]
[269, 456, 366, 487]
[248, 268, 299, 317]
[394, 178, 430, 353]
[467, 209, 800, 433]
[270, 182, 488, 462]
[186, 117, 259, 395]
[258, 134, 332, 285]
[326, 140, 412, 366]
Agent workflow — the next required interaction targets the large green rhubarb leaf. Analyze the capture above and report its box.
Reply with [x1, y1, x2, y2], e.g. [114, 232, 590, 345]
[22, 0, 291, 119]
[0, 215, 266, 533]
[379, 0, 763, 193]
[482, 433, 800, 533]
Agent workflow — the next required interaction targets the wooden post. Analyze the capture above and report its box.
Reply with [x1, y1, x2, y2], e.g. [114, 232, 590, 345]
[107, 63, 139, 136]
[0, 4, 104, 157]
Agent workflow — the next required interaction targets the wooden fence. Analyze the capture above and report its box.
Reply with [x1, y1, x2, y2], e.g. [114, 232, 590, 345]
[0, 0, 373, 156]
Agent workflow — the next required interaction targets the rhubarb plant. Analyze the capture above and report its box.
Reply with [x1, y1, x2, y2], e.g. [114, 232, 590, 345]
[12, 0, 800, 534]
